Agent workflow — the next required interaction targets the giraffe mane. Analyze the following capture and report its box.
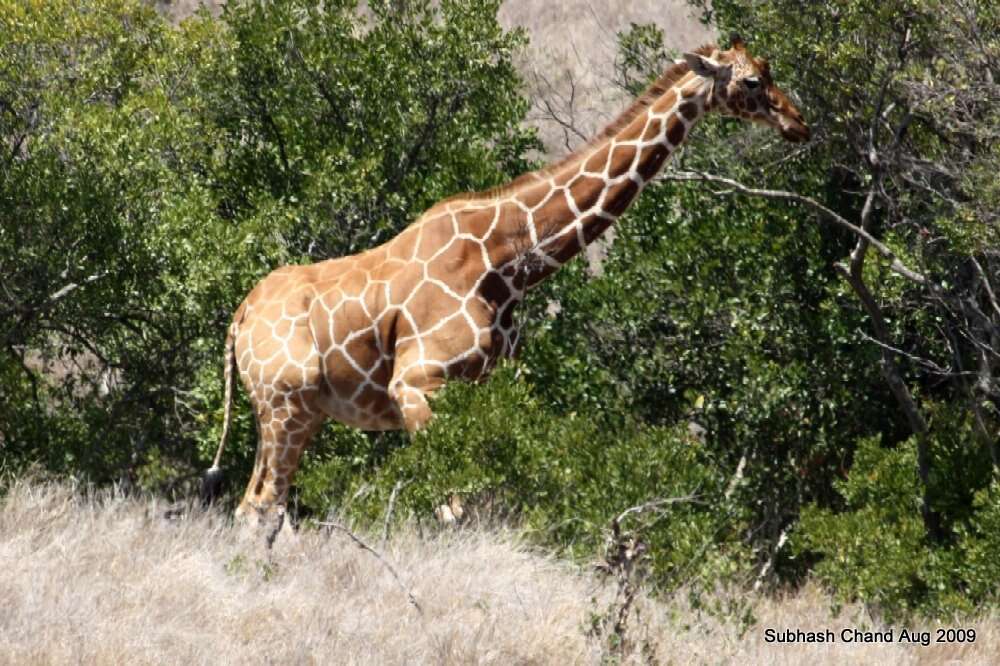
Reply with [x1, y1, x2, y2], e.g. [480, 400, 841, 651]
[443, 44, 719, 204]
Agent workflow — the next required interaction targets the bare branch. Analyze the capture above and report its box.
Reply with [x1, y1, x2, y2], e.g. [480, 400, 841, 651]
[855, 329, 968, 376]
[318, 520, 423, 615]
[972, 256, 1000, 321]
[659, 169, 936, 288]
[613, 493, 703, 527]
[380, 479, 406, 549]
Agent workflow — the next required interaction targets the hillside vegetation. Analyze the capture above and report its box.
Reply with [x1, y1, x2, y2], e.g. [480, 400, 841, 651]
[2, 0, 999, 629]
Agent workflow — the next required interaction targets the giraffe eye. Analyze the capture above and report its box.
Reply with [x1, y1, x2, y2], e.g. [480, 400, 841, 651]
[744, 77, 761, 90]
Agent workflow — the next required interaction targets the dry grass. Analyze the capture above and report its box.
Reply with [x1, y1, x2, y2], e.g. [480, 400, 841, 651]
[3, 480, 999, 665]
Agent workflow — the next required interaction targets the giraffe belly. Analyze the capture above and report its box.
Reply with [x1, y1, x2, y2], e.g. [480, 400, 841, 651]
[315, 340, 403, 431]
[315, 382, 402, 431]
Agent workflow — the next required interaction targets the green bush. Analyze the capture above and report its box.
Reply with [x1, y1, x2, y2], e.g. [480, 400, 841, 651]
[1, 0, 535, 491]
[2, 0, 998, 622]
[796, 414, 998, 619]
[297, 363, 753, 588]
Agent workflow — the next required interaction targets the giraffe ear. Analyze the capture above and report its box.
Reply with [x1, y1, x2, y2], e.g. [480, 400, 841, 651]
[684, 52, 727, 78]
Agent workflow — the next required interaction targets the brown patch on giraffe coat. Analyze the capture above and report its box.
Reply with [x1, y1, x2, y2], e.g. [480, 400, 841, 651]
[426, 237, 485, 288]
[344, 333, 379, 372]
[455, 208, 495, 239]
[552, 166, 581, 189]
[354, 384, 385, 411]
[369, 358, 391, 386]
[583, 144, 611, 174]
[546, 228, 583, 265]
[651, 89, 678, 114]
[272, 316, 293, 341]
[581, 215, 614, 244]
[678, 102, 699, 121]
[642, 117, 664, 142]
[498, 301, 516, 329]
[355, 248, 387, 273]
[532, 190, 574, 240]
[479, 271, 510, 309]
[477, 327, 493, 349]
[336, 271, 368, 303]
[608, 144, 637, 179]
[614, 116, 646, 143]
[332, 299, 368, 343]
[514, 180, 551, 209]
[567, 175, 605, 213]
[416, 215, 453, 257]
[260, 355, 291, 386]
[322, 349, 366, 399]
[448, 352, 488, 380]
[666, 116, 686, 146]
[247, 330, 284, 363]
[388, 264, 422, 305]
[362, 281, 389, 321]
[387, 226, 420, 261]
[407, 280, 463, 329]
[603, 180, 639, 217]
[637, 144, 670, 181]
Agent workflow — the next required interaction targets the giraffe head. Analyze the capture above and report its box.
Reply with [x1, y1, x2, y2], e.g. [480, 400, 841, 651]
[683, 35, 810, 142]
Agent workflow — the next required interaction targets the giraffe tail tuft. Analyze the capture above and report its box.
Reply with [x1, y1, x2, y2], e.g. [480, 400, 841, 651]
[202, 316, 239, 506]
[200, 466, 226, 505]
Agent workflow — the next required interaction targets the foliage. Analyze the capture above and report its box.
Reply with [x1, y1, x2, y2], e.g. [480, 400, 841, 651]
[0, 0, 534, 489]
[797, 423, 996, 620]
[684, 0, 1000, 616]
[298, 363, 751, 590]
[1, 0, 999, 623]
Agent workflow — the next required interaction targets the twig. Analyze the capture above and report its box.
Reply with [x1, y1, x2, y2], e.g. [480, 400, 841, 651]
[972, 256, 1000, 320]
[319, 520, 423, 615]
[753, 529, 788, 591]
[856, 329, 967, 376]
[658, 169, 935, 288]
[380, 479, 406, 549]
[724, 454, 747, 501]
[613, 493, 702, 526]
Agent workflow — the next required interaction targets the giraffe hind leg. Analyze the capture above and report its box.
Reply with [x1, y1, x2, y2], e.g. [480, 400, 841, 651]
[236, 391, 325, 526]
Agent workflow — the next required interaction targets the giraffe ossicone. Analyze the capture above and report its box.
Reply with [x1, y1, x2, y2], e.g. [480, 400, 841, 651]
[206, 38, 810, 521]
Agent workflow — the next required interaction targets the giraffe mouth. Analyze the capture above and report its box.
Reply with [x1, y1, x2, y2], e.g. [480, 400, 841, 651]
[780, 122, 810, 143]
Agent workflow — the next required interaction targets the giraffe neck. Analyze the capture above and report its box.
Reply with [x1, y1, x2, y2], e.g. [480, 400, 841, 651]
[488, 68, 711, 285]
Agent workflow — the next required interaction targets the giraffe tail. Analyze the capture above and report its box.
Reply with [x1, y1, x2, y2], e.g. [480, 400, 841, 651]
[201, 316, 240, 505]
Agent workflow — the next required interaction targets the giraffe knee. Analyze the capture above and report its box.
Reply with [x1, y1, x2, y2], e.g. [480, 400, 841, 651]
[389, 381, 433, 432]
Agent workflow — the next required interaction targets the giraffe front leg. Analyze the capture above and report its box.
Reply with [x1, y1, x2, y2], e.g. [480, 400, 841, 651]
[387, 350, 446, 432]
[388, 359, 470, 524]
[389, 378, 434, 432]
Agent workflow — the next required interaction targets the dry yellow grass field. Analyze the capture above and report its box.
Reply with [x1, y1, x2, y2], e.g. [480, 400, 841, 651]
[2, 480, 998, 665]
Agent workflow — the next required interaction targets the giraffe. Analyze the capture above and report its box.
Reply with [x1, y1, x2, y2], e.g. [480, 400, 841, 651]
[205, 36, 809, 523]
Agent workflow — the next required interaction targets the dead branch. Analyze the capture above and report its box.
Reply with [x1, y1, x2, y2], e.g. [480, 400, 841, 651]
[591, 493, 702, 656]
[612, 493, 702, 527]
[658, 169, 935, 289]
[380, 479, 406, 549]
[319, 520, 423, 615]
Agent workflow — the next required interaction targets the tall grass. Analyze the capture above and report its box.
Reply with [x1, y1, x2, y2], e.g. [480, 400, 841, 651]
[2, 480, 996, 664]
